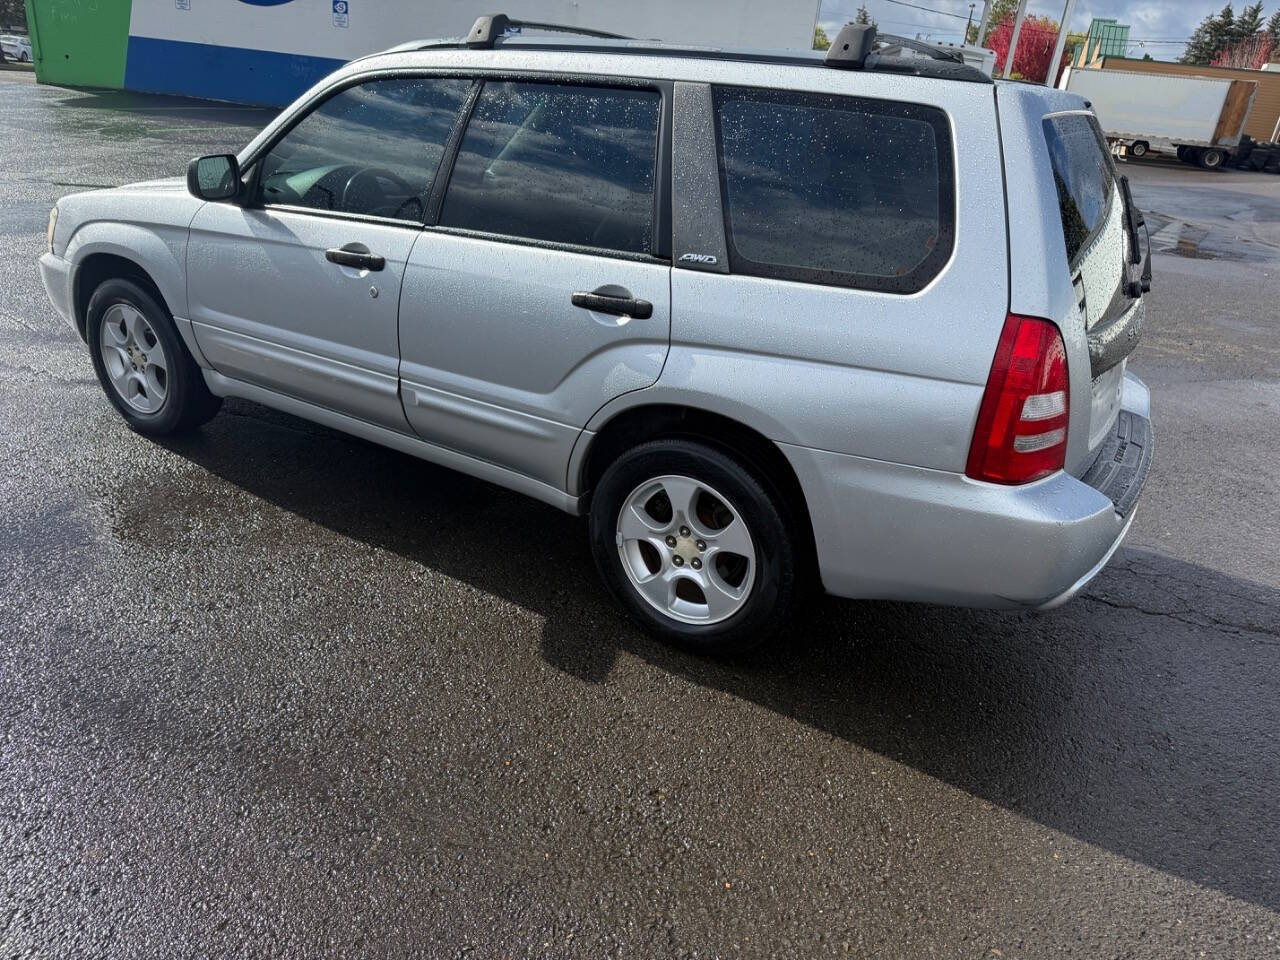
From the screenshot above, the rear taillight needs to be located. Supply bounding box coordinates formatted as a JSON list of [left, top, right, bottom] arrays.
[[966, 313, 1069, 485]]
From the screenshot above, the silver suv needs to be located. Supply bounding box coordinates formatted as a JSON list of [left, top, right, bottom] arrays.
[[39, 18, 1152, 653]]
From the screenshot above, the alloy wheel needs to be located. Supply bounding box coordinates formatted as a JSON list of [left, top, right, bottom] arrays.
[[615, 474, 757, 624], [98, 302, 169, 414]]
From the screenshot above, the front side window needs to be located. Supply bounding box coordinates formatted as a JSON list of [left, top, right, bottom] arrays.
[[713, 86, 954, 293], [258, 76, 472, 221], [1042, 113, 1116, 266], [439, 81, 661, 254]]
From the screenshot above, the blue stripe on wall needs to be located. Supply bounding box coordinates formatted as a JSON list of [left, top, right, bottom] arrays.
[[124, 36, 346, 107]]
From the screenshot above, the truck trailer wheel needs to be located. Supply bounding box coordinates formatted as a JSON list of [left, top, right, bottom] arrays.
[[1130, 141, 1149, 158], [1198, 148, 1226, 169]]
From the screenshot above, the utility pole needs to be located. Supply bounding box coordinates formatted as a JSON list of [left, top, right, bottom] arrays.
[[1045, 0, 1077, 85], [1001, 0, 1030, 79], [964, 3, 975, 44], [975, 0, 992, 47]]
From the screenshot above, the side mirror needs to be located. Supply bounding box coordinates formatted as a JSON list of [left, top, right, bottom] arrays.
[[187, 154, 241, 202]]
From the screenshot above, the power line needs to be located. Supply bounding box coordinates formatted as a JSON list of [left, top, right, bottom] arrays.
[[876, 0, 972, 22]]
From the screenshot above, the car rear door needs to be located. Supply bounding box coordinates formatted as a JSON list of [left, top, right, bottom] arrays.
[[396, 77, 672, 489], [186, 75, 472, 432]]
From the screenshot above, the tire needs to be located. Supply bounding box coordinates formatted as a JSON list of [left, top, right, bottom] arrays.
[[1184, 147, 1203, 165], [1130, 141, 1149, 158], [1176, 145, 1188, 162], [589, 439, 799, 655], [1199, 148, 1225, 169], [86, 278, 221, 436], [20, 52, 30, 63]]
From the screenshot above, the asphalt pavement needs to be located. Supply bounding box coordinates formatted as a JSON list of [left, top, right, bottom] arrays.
[[2, 71, 1279, 958]]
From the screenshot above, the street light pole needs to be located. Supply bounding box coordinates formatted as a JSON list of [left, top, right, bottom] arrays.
[[975, 0, 992, 47], [1046, 0, 1077, 85], [1001, 0, 1030, 79], [964, 3, 975, 44]]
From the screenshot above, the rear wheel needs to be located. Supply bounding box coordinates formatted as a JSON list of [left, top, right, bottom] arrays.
[[87, 278, 221, 435], [589, 439, 798, 655], [1199, 147, 1226, 169], [1130, 140, 1149, 158]]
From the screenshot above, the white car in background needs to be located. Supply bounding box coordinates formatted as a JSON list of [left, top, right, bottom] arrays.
[[1, 35, 32, 63]]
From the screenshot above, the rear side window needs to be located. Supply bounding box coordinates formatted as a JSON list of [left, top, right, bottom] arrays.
[[439, 81, 661, 254], [1042, 113, 1115, 266], [712, 86, 954, 293]]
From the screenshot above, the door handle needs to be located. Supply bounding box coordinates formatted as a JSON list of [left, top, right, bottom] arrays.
[[326, 243, 385, 272], [571, 289, 653, 320]]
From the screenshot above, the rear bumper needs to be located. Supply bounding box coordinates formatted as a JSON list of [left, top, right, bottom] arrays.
[[39, 252, 78, 338], [782, 372, 1153, 609]]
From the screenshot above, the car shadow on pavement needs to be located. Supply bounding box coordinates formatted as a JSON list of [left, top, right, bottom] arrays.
[[44, 86, 278, 126], [164, 399, 1280, 914]]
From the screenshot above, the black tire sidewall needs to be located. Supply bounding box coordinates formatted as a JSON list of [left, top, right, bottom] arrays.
[[589, 439, 796, 653], [86, 278, 205, 436]]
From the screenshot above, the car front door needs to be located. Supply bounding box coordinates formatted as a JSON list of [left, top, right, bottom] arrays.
[[397, 78, 672, 490], [186, 75, 473, 431]]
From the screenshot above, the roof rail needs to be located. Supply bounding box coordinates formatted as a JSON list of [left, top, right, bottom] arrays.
[[466, 13, 630, 49], [825, 23, 963, 68]]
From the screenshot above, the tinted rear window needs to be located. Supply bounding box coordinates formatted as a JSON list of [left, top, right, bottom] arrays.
[[1042, 113, 1115, 265], [712, 86, 954, 293], [439, 81, 660, 254]]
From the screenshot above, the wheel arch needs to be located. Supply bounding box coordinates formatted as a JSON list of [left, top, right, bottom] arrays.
[[73, 252, 170, 339], [574, 403, 820, 577], [67, 220, 189, 336]]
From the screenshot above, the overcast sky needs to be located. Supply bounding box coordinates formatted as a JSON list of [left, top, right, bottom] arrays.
[[817, 0, 1228, 59]]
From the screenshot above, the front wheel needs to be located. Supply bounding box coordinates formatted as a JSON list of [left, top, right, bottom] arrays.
[[589, 439, 799, 655], [86, 278, 221, 435], [1129, 141, 1149, 158]]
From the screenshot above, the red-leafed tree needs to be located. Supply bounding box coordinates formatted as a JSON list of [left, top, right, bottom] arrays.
[[988, 15, 1071, 85], [1211, 31, 1276, 67]]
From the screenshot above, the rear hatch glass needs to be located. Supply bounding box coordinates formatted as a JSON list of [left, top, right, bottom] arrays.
[[1043, 112, 1130, 460]]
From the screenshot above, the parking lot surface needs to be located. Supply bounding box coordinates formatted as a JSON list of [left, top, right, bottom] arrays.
[[2, 72, 1279, 957]]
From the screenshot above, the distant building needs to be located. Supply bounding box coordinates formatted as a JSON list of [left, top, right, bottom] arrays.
[[24, 0, 820, 106], [1076, 18, 1131, 66]]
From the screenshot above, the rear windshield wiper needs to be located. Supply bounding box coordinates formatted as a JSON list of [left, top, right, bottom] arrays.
[[1118, 175, 1152, 297]]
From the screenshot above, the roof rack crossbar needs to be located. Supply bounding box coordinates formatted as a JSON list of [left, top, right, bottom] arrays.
[[824, 23, 964, 69], [466, 13, 630, 49], [875, 31, 964, 64]]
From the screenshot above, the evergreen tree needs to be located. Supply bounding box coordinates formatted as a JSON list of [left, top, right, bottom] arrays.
[[855, 4, 877, 27], [1210, 4, 1237, 55], [1266, 8, 1280, 43], [1182, 4, 1244, 64], [0, 0, 28, 30], [1182, 11, 1218, 63], [1233, 0, 1264, 43], [813, 24, 832, 49]]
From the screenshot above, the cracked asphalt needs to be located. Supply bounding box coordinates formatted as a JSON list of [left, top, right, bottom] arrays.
[[2, 71, 1280, 958]]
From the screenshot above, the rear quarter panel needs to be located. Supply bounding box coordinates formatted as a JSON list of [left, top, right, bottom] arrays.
[[993, 86, 1099, 475], [591, 72, 1010, 474]]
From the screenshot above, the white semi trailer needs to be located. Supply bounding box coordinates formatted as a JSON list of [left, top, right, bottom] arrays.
[[1061, 66, 1258, 169]]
